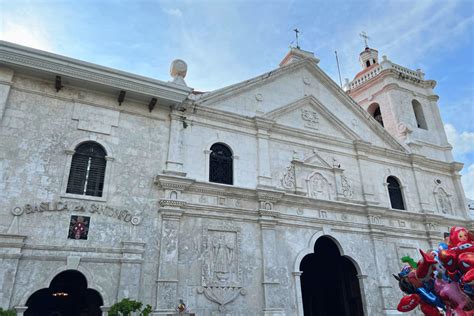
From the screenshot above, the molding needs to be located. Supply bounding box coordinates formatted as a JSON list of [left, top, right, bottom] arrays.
[[0, 40, 191, 104]]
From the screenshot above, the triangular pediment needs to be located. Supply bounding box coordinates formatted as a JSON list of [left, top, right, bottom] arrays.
[[302, 149, 333, 169], [195, 58, 406, 152], [264, 95, 360, 142]]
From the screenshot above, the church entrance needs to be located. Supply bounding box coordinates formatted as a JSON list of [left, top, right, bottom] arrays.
[[300, 236, 364, 316], [25, 270, 103, 316]]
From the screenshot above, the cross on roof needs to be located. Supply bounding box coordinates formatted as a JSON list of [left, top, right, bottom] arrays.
[[294, 28, 300, 49], [359, 31, 370, 48]]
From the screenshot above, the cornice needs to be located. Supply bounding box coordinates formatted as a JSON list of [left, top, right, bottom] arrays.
[[0, 41, 191, 104]]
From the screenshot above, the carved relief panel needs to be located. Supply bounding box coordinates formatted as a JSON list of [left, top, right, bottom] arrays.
[[198, 224, 245, 311], [307, 172, 332, 200]]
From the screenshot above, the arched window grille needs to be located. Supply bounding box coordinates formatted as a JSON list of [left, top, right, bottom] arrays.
[[368, 103, 384, 127], [66, 142, 107, 197], [387, 176, 405, 210], [412, 99, 427, 129], [209, 143, 233, 185]]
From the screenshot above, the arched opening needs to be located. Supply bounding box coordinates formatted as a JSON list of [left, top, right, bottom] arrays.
[[367, 103, 384, 127], [25, 270, 103, 316], [209, 143, 233, 185], [412, 99, 427, 129], [300, 236, 363, 316], [387, 176, 405, 210], [66, 141, 107, 197]]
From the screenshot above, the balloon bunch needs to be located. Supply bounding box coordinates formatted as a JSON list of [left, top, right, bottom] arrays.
[[393, 226, 474, 316]]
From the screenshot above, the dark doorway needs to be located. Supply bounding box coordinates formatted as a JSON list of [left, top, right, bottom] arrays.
[[25, 270, 103, 316], [300, 236, 364, 316]]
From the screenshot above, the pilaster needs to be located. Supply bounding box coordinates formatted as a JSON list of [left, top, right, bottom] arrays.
[[0, 67, 14, 122], [259, 209, 285, 316], [164, 111, 187, 177], [354, 141, 379, 205], [117, 241, 146, 300], [255, 118, 274, 188], [154, 202, 184, 315], [0, 234, 26, 309]]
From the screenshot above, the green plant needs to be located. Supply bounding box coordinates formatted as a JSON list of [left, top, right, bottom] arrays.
[[0, 308, 16, 316], [109, 298, 152, 316]]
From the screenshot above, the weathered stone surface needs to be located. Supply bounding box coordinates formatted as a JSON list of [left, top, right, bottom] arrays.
[[0, 42, 470, 316]]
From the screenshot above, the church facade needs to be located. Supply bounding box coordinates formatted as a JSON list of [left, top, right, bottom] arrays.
[[0, 40, 471, 315]]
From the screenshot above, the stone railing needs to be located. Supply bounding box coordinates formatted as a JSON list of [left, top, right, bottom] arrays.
[[346, 56, 425, 91]]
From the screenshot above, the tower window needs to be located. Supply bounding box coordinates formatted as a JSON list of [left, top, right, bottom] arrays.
[[366, 60, 370, 68], [368, 103, 384, 127], [66, 142, 107, 197], [412, 100, 427, 129], [387, 176, 405, 210], [209, 143, 233, 185]]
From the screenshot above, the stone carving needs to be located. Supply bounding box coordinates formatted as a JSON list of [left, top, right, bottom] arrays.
[[163, 221, 178, 256], [234, 199, 241, 207], [199, 195, 207, 203], [319, 210, 328, 219], [218, 197, 226, 206], [398, 220, 406, 228], [198, 225, 245, 311], [281, 163, 296, 190], [426, 222, 438, 231], [296, 208, 304, 215], [341, 175, 353, 198], [435, 188, 452, 214], [368, 215, 382, 225], [301, 109, 319, 129], [307, 172, 331, 200]]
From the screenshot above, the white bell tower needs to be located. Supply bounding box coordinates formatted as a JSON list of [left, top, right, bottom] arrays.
[[344, 41, 453, 163]]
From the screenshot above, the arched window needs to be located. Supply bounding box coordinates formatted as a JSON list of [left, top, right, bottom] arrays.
[[366, 60, 370, 68], [66, 142, 107, 197], [209, 143, 233, 185], [387, 176, 405, 210], [412, 100, 427, 129], [367, 103, 384, 127]]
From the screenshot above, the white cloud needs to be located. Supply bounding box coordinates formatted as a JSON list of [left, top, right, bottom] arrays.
[[445, 123, 474, 156], [462, 164, 474, 200], [164, 8, 183, 18], [1, 21, 53, 52]]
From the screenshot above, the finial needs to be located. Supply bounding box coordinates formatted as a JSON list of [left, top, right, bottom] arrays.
[[170, 59, 188, 86], [359, 31, 370, 48], [293, 28, 300, 49]]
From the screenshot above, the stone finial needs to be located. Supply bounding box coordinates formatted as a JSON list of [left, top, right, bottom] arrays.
[[170, 59, 188, 86]]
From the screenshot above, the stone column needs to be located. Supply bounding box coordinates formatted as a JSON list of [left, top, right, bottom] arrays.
[[409, 155, 432, 213], [259, 213, 285, 316], [0, 67, 14, 121], [0, 234, 26, 308], [14, 306, 28, 316], [100, 306, 110, 316], [255, 118, 274, 188], [117, 241, 146, 300], [154, 204, 184, 315], [164, 111, 186, 177], [292, 272, 303, 316]]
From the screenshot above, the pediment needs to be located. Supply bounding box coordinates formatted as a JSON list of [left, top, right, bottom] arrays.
[[264, 95, 360, 142], [196, 58, 406, 152]]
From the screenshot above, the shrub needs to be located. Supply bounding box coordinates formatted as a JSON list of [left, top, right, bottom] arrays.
[[109, 298, 152, 316]]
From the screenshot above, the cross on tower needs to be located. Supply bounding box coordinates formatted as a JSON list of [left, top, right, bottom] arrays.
[[359, 31, 370, 48], [294, 28, 300, 49]]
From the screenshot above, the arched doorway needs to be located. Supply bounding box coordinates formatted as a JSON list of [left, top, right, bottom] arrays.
[[300, 236, 363, 316], [25, 270, 103, 316]]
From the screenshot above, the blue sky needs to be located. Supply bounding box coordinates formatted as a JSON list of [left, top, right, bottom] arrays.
[[2, 0, 473, 199]]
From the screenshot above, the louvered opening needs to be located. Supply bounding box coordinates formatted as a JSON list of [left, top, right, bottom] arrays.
[[66, 142, 107, 197]]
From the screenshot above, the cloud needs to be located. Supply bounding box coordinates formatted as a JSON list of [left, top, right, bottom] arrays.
[[164, 8, 183, 18], [1, 21, 53, 51], [445, 123, 474, 156], [462, 164, 474, 200]]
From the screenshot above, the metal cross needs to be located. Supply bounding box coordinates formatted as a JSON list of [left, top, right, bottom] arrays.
[[359, 31, 370, 48], [294, 28, 300, 49]]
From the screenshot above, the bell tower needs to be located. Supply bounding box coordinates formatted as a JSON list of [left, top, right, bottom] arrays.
[[344, 44, 453, 162]]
